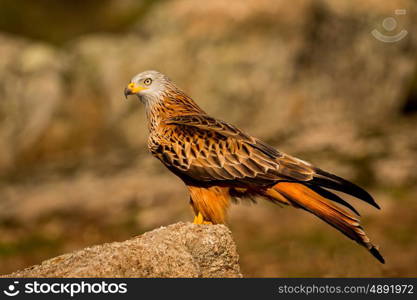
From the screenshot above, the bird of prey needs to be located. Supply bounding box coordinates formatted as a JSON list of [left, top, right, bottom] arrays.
[[124, 70, 384, 263]]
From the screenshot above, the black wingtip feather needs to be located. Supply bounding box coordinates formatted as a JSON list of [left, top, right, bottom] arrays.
[[306, 184, 361, 216], [313, 168, 381, 209], [370, 246, 385, 264]]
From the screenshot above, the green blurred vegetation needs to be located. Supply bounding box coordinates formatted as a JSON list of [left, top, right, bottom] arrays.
[[0, 0, 160, 44]]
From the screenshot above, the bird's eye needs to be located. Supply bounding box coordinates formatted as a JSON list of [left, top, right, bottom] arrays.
[[144, 78, 152, 85]]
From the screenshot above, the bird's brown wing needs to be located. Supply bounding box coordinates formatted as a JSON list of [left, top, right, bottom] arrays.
[[158, 114, 314, 186], [161, 114, 379, 209]]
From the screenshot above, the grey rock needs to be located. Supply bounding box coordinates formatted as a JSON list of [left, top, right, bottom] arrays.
[[2, 222, 242, 278]]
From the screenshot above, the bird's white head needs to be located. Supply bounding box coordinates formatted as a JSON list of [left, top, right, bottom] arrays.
[[124, 70, 173, 105]]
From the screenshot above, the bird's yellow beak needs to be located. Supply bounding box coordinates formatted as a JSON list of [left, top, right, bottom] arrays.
[[124, 82, 147, 98]]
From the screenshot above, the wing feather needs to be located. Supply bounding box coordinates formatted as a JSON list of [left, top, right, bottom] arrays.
[[159, 114, 378, 211], [160, 115, 316, 186]]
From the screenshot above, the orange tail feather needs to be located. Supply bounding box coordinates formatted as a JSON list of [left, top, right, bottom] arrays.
[[270, 182, 384, 263]]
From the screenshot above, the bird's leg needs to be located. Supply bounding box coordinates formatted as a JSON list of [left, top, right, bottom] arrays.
[[193, 212, 204, 224], [193, 212, 212, 225]]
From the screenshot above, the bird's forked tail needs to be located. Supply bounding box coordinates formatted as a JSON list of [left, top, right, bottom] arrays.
[[269, 182, 384, 263]]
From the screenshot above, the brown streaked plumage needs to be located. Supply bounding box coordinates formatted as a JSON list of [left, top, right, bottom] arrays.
[[124, 70, 385, 263]]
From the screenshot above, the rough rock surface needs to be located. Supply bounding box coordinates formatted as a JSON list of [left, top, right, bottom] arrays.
[[2, 222, 242, 278]]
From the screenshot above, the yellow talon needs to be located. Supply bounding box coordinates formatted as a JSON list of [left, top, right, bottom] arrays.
[[193, 212, 204, 224], [193, 212, 213, 225]]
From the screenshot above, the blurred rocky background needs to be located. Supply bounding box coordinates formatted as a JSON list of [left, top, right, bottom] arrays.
[[0, 0, 416, 277]]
